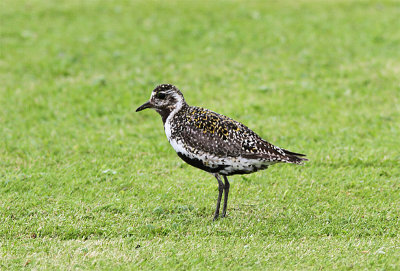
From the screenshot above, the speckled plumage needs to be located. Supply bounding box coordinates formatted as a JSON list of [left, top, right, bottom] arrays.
[[136, 84, 308, 220], [166, 105, 307, 176]]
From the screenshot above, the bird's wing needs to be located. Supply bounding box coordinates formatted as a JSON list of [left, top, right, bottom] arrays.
[[179, 107, 286, 159], [180, 108, 242, 157]]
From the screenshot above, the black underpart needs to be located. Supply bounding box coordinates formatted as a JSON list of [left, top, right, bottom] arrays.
[[177, 152, 270, 176], [226, 164, 270, 176], [177, 152, 227, 173], [157, 107, 173, 124]]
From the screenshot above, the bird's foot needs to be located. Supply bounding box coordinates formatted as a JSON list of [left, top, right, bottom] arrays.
[[213, 213, 219, 221], [214, 213, 228, 220], [221, 207, 227, 218]]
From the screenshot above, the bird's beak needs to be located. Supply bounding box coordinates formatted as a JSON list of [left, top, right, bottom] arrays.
[[136, 101, 153, 112]]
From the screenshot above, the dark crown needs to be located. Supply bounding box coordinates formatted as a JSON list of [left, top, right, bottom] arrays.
[[153, 84, 176, 93]]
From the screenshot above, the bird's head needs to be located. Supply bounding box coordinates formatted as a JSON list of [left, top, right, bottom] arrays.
[[136, 84, 186, 121]]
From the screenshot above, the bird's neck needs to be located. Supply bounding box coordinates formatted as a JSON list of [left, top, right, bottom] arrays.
[[158, 101, 187, 125]]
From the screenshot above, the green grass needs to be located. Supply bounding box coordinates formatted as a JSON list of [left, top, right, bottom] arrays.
[[1, 0, 400, 269]]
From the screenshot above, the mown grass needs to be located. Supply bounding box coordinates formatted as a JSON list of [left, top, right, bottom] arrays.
[[1, 0, 400, 269]]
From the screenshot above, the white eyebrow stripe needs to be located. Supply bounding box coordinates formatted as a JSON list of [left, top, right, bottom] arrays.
[[153, 90, 174, 96]]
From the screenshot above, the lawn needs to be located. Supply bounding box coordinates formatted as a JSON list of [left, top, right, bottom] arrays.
[[1, 0, 400, 269]]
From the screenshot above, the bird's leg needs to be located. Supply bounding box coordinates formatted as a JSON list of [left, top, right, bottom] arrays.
[[222, 176, 230, 218], [213, 174, 224, 221]]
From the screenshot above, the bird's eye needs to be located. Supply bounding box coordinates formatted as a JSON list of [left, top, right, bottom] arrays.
[[156, 92, 166, 99]]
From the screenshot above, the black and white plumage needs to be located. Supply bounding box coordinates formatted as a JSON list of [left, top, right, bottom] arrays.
[[136, 84, 307, 220]]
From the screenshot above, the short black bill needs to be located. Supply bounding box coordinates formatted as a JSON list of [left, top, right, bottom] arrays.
[[136, 101, 152, 112]]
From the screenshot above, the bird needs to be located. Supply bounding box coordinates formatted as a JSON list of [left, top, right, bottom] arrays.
[[136, 84, 307, 220]]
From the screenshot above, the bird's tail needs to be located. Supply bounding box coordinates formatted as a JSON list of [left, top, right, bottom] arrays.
[[282, 149, 308, 165]]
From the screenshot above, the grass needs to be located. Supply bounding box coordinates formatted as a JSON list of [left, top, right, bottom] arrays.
[[1, 0, 400, 269]]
